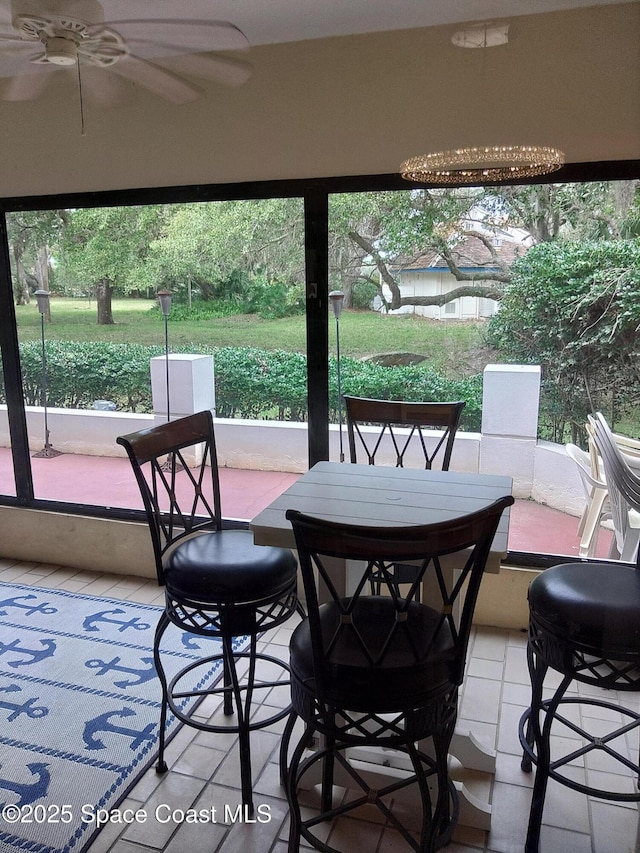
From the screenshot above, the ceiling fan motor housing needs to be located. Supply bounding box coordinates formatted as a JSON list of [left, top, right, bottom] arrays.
[[0, 1, 252, 104], [42, 35, 77, 65]]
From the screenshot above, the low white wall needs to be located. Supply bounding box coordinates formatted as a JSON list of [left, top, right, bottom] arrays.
[[0, 403, 584, 516], [0, 406, 151, 456], [531, 439, 585, 516], [0, 406, 482, 476], [0, 504, 156, 578]]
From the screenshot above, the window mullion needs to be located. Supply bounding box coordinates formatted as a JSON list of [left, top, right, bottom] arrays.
[[0, 213, 34, 501]]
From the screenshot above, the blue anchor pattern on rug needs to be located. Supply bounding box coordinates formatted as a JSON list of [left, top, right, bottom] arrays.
[[0, 582, 234, 853], [0, 594, 58, 617], [0, 761, 50, 808], [85, 654, 156, 688], [0, 636, 56, 668], [0, 684, 48, 722], [82, 608, 151, 633], [83, 708, 157, 751]]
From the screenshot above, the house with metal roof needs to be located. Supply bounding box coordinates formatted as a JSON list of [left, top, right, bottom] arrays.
[[386, 233, 526, 320]]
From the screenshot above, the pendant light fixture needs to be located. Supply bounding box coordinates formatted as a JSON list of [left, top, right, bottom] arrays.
[[400, 145, 564, 185], [400, 22, 565, 186]]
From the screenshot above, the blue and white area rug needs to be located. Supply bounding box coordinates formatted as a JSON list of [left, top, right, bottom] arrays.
[[0, 581, 236, 853]]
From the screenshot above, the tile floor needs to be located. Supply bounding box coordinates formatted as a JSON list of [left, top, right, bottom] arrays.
[[1, 557, 639, 853]]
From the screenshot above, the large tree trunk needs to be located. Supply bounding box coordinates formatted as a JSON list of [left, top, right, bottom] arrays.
[[12, 246, 30, 306], [96, 279, 115, 325]]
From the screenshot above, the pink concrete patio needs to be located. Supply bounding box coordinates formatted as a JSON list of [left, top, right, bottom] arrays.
[[0, 447, 613, 558]]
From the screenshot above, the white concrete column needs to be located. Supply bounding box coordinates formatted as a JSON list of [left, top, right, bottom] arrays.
[[479, 364, 541, 497], [150, 353, 215, 423]]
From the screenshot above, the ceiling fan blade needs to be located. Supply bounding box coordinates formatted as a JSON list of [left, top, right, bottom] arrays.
[[0, 68, 52, 100], [0, 42, 38, 74], [163, 52, 252, 87], [109, 53, 202, 103], [100, 19, 250, 57], [0, 33, 32, 44], [78, 64, 125, 106]]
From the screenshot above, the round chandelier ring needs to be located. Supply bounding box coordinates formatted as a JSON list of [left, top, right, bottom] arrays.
[[400, 145, 565, 185]]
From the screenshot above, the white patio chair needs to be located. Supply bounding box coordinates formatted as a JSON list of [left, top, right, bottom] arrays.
[[588, 415, 640, 562], [565, 443, 610, 557]]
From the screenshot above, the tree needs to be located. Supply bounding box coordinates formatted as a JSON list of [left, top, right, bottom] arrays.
[[56, 205, 167, 324], [6, 210, 66, 313], [9, 180, 640, 326], [330, 181, 640, 313], [492, 180, 640, 243], [329, 189, 504, 310], [487, 239, 640, 443], [146, 198, 305, 304]]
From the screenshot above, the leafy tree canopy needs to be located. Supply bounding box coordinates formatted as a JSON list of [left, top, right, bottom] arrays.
[[487, 238, 640, 442], [56, 205, 168, 297]]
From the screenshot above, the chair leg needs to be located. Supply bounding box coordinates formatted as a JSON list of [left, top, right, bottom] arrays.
[[431, 707, 457, 844], [578, 490, 607, 556], [321, 728, 336, 813], [222, 632, 255, 812], [405, 740, 436, 853], [286, 724, 315, 853], [280, 710, 297, 788], [223, 647, 234, 716], [153, 610, 171, 774], [521, 640, 547, 773], [621, 528, 640, 563], [522, 638, 547, 853], [524, 647, 571, 853]]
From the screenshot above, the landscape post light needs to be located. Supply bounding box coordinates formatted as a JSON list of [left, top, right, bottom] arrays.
[[33, 289, 61, 458], [157, 290, 173, 423], [329, 290, 345, 462]]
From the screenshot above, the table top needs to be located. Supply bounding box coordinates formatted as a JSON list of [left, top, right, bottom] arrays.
[[250, 461, 513, 571]]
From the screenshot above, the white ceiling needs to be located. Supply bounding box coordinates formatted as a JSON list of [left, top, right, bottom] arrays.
[[0, 0, 636, 47]]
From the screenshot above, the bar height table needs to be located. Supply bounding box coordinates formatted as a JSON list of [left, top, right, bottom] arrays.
[[250, 460, 514, 831]]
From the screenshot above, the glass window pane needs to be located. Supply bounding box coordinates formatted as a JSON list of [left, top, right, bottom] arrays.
[[7, 198, 306, 520], [328, 180, 640, 560]]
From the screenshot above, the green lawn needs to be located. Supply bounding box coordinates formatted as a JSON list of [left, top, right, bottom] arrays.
[[14, 298, 496, 378]]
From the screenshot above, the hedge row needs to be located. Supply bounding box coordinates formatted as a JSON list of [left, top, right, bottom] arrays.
[[1, 341, 483, 431]]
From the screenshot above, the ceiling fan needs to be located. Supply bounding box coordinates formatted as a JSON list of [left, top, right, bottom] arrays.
[[0, 0, 252, 104]]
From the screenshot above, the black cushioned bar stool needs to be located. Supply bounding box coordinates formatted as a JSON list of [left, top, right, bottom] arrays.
[[520, 414, 640, 852], [519, 562, 640, 851], [117, 410, 299, 812], [343, 396, 466, 599], [282, 496, 513, 853]]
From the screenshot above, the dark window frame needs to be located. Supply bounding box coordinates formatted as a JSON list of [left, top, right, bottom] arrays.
[[0, 159, 638, 566]]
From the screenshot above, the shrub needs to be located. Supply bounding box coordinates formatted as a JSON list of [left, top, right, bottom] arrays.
[[0, 341, 483, 430], [158, 301, 239, 321], [487, 239, 640, 443], [11, 341, 162, 412], [351, 280, 379, 310], [240, 279, 305, 319], [331, 356, 482, 431]]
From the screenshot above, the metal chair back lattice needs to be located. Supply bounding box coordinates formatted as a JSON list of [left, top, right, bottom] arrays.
[[117, 410, 299, 811], [344, 396, 465, 470], [282, 496, 514, 853]]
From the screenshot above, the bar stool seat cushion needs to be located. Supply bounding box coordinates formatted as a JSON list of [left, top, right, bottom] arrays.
[[289, 597, 455, 712], [163, 529, 297, 604], [529, 562, 640, 655]]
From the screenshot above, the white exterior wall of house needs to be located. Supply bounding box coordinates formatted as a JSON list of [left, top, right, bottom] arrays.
[[382, 269, 498, 321]]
